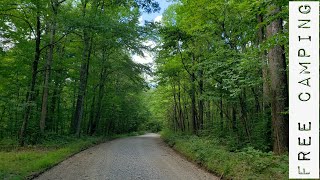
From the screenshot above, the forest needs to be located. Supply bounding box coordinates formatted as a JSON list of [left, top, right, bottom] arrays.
[[0, 0, 160, 146], [152, 0, 289, 154], [1, 0, 290, 179]]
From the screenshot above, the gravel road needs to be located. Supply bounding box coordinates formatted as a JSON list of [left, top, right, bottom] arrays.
[[35, 133, 218, 180]]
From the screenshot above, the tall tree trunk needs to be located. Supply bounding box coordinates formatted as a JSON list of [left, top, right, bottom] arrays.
[[72, 32, 92, 137], [90, 54, 107, 136], [219, 93, 223, 131], [0, 106, 6, 138], [251, 88, 261, 113], [183, 90, 189, 132], [40, 1, 58, 133], [266, 5, 289, 154], [239, 90, 251, 142], [190, 55, 198, 133], [173, 83, 180, 131], [257, 13, 270, 112], [232, 105, 237, 133], [50, 81, 58, 132], [19, 14, 41, 146], [177, 79, 184, 131], [88, 88, 96, 135], [91, 83, 103, 135], [198, 69, 204, 130], [50, 45, 66, 133]]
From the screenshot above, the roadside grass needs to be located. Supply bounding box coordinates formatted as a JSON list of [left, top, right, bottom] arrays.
[[0, 132, 142, 180], [161, 130, 289, 180]]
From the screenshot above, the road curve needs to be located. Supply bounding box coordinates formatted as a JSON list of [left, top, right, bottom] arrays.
[[35, 133, 218, 180]]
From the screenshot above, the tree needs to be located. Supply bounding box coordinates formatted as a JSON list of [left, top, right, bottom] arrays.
[[266, 3, 289, 154], [0, 0, 159, 145], [40, 0, 66, 134], [152, 0, 289, 153]]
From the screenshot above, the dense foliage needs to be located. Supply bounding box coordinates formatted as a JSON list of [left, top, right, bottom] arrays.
[[0, 0, 159, 145], [1, 0, 291, 177], [0, 0, 295, 179], [152, 0, 289, 155], [161, 130, 288, 179]]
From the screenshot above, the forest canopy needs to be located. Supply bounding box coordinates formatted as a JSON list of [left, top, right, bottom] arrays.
[[151, 0, 289, 155], [0, 0, 159, 146], [0, 0, 290, 156]]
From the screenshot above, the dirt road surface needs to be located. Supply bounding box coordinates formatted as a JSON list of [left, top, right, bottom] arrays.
[[35, 133, 218, 180]]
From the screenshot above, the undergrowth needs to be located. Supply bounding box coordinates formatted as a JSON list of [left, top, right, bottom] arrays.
[[0, 132, 141, 180], [161, 130, 288, 180]]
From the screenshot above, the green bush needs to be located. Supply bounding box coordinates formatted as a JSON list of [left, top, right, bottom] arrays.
[[161, 130, 288, 180], [140, 119, 163, 133]]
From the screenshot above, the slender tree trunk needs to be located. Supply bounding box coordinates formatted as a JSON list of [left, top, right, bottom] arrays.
[[198, 69, 204, 130], [258, 10, 272, 150], [211, 100, 214, 125], [257, 13, 270, 112], [19, 14, 41, 146], [251, 88, 261, 112], [183, 94, 189, 132], [191, 56, 197, 133], [40, 2, 58, 133], [239, 90, 251, 142], [91, 84, 103, 135], [71, 81, 77, 132], [72, 33, 92, 137], [50, 82, 58, 132], [219, 93, 223, 130], [14, 79, 21, 137], [232, 105, 237, 132], [173, 83, 180, 130], [88, 86, 97, 135], [90, 61, 107, 135], [266, 5, 289, 154], [177, 79, 184, 131], [191, 74, 197, 133], [0, 106, 6, 138]]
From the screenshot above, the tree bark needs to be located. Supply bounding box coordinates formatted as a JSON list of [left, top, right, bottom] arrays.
[[232, 105, 237, 133], [40, 1, 58, 133], [266, 5, 289, 154], [172, 82, 180, 131], [177, 79, 184, 131], [198, 69, 204, 130], [257, 13, 270, 112], [239, 90, 251, 142], [90, 50, 108, 135], [191, 56, 197, 134], [219, 93, 223, 130], [72, 32, 92, 137], [19, 14, 41, 146]]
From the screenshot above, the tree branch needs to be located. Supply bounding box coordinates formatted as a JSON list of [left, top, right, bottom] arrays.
[[0, 13, 35, 36]]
